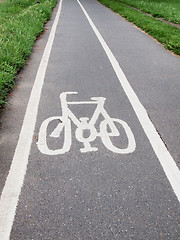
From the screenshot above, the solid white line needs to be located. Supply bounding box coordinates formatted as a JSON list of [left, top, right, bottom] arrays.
[[77, 0, 180, 202], [0, 0, 63, 239]]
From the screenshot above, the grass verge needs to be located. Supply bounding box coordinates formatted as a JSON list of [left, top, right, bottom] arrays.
[[0, 0, 57, 109], [98, 0, 180, 56], [113, 0, 180, 24]]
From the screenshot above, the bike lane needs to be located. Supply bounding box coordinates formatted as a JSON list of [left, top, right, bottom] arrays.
[[83, 0, 180, 167], [1, 0, 180, 239]]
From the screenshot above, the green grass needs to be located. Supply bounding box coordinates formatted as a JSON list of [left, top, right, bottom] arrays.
[[115, 0, 180, 24], [98, 0, 180, 55], [0, 0, 57, 109]]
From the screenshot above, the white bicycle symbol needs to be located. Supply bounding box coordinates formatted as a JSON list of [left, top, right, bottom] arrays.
[[37, 92, 136, 155]]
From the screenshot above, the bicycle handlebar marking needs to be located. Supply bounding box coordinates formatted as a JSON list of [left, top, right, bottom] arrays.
[[37, 92, 136, 155]]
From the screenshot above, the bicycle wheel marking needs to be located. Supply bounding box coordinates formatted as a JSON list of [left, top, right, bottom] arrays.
[[37, 92, 136, 155]]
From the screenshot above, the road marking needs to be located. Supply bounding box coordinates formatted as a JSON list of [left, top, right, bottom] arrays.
[[37, 92, 136, 154], [0, 1, 179, 239], [0, 0, 63, 239], [77, 0, 180, 202]]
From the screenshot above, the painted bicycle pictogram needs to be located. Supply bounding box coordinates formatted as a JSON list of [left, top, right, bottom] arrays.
[[37, 92, 136, 155]]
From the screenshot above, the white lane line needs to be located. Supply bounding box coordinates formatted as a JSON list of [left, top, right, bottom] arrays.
[[0, 0, 63, 239], [77, 0, 180, 202]]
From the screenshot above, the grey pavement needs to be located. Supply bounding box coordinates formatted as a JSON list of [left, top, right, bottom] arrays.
[[0, 0, 180, 239]]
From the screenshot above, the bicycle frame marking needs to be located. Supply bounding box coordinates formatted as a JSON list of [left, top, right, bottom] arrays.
[[37, 92, 136, 155]]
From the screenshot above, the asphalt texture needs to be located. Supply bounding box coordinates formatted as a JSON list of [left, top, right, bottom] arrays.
[[0, 0, 180, 239]]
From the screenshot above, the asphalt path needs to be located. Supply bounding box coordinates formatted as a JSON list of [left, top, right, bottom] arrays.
[[0, 0, 180, 239]]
